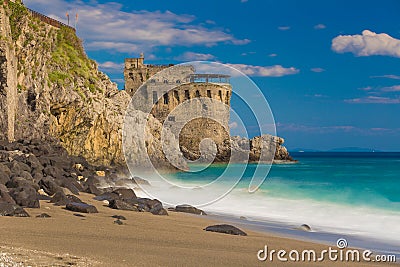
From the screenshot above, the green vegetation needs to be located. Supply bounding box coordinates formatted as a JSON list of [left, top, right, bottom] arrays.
[[8, 1, 28, 41], [49, 26, 101, 96]]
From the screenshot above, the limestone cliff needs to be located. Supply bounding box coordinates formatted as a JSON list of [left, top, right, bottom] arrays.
[[0, 2, 186, 169]]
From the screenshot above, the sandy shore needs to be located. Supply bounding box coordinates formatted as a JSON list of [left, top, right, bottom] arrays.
[[0, 193, 396, 267]]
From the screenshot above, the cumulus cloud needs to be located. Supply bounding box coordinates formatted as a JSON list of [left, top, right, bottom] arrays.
[[227, 64, 299, 77], [332, 30, 400, 57], [268, 53, 277, 57], [25, 0, 250, 53], [311, 67, 325, 73], [314, 24, 326, 30], [174, 52, 216, 61], [97, 61, 124, 72]]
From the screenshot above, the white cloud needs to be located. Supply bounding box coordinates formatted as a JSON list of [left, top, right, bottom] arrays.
[[241, 0, 249, 3], [227, 64, 299, 77], [97, 61, 124, 72], [314, 24, 326, 30], [175, 52, 216, 61], [311, 67, 325, 73], [25, 0, 250, 53], [345, 96, 400, 104], [370, 74, 400, 80], [381, 85, 400, 92], [268, 53, 278, 57], [332, 30, 400, 58], [278, 26, 291, 31]]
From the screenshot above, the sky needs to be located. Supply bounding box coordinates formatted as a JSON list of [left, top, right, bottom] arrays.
[[24, 0, 400, 151]]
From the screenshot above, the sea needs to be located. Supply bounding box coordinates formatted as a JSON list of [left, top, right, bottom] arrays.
[[135, 152, 400, 258]]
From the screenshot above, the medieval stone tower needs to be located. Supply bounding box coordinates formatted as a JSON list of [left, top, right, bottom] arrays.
[[124, 55, 232, 162]]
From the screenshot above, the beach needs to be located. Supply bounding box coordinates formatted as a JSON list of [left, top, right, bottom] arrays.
[[0, 192, 396, 267]]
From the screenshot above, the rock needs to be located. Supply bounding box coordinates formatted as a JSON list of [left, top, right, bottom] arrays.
[[6, 176, 38, 190], [152, 208, 168, 216], [0, 189, 16, 204], [111, 215, 127, 220], [239, 216, 247, 220], [298, 224, 312, 232], [0, 203, 30, 217], [51, 191, 83, 206], [204, 224, 247, 236], [175, 204, 206, 215], [66, 202, 98, 213], [94, 192, 120, 202], [73, 213, 86, 218], [114, 219, 124, 225], [108, 199, 138, 211], [132, 176, 151, 185], [0, 169, 10, 185], [39, 177, 62, 196], [113, 188, 137, 201], [9, 185, 40, 208], [36, 213, 51, 218], [96, 171, 105, 177]]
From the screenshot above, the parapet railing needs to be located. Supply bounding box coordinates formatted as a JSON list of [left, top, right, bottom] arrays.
[[27, 8, 76, 32], [3, 0, 75, 32]]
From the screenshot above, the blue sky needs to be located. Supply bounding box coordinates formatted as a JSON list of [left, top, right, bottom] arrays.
[[25, 0, 400, 151]]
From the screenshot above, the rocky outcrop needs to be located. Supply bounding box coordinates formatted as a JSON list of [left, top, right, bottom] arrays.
[[181, 135, 295, 163]]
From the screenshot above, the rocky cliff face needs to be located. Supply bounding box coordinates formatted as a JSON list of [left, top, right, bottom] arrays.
[[0, 2, 186, 169]]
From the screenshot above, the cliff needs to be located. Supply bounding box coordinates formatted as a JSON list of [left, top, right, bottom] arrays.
[[0, 2, 186, 169]]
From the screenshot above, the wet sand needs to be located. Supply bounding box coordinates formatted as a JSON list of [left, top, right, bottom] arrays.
[[0, 193, 396, 266]]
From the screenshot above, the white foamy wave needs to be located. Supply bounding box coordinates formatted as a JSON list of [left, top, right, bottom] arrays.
[[205, 188, 400, 245]]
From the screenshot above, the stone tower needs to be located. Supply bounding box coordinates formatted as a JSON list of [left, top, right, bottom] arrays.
[[125, 57, 233, 162]]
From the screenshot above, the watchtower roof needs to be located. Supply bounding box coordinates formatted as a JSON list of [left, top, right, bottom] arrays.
[[189, 74, 231, 84]]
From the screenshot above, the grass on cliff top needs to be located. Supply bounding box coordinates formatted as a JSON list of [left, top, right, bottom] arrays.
[[7, 0, 28, 41], [50, 27, 101, 94]]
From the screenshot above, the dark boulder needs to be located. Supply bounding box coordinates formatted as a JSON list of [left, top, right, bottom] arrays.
[[6, 176, 39, 190], [66, 202, 98, 213], [51, 191, 83, 206], [0, 189, 16, 204], [114, 219, 124, 225], [109, 199, 138, 211], [204, 224, 247, 236], [0, 203, 30, 217], [111, 215, 127, 220], [113, 188, 137, 201], [26, 154, 43, 172], [43, 166, 64, 179], [9, 161, 31, 174], [0, 169, 10, 185], [36, 213, 51, 218], [39, 177, 62, 196], [152, 208, 168, 216], [175, 204, 207, 215], [94, 192, 120, 202], [9, 185, 40, 208], [0, 163, 11, 177]]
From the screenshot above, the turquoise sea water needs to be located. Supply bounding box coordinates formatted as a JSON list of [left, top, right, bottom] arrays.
[[163, 152, 400, 245]]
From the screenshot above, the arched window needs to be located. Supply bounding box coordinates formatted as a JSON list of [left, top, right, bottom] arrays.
[[176, 80, 181, 84], [195, 90, 200, 97], [164, 79, 168, 84]]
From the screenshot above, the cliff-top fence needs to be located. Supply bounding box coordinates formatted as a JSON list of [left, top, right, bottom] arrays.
[[4, 0, 75, 32]]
